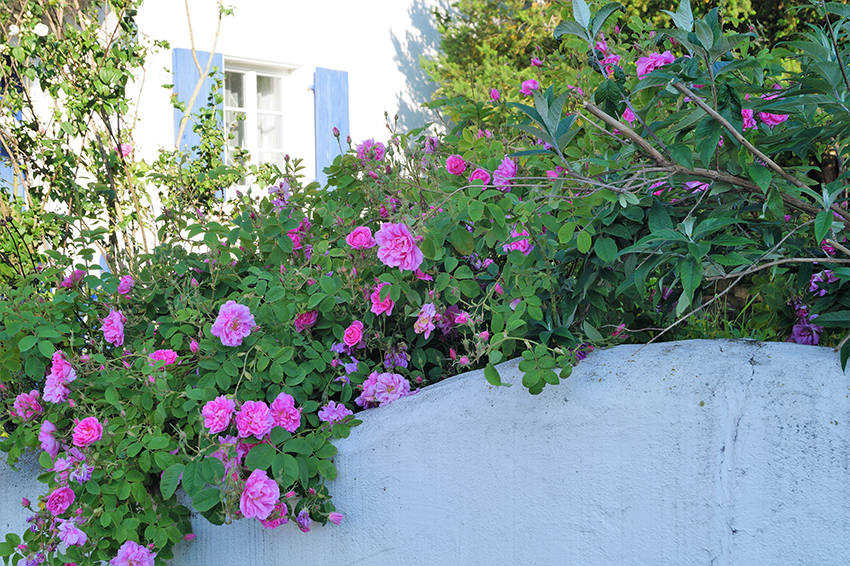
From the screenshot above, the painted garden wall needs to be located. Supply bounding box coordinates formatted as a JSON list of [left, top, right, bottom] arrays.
[[3, 339, 849, 565]]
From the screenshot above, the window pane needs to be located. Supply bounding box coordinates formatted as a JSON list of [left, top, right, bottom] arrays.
[[225, 72, 244, 108], [257, 75, 281, 111], [225, 111, 245, 148], [259, 152, 285, 168], [257, 113, 282, 149]]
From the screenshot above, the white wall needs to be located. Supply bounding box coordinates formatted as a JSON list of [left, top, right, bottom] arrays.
[[131, 0, 447, 182], [3, 339, 849, 565]]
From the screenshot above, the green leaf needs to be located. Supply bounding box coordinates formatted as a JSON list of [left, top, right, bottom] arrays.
[[572, 0, 591, 29], [678, 256, 703, 304], [825, 2, 850, 17], [590, 3, 625, 39], [245, 443, 276, 471], [468, 200, 485, 222], [814, 210, 833, 244], [676, 0, 693, 31], [484, 363, 505, 386], [271, 453, 299, 487], [668, 144, 693, 170], [450, 228, 475, 256], [283, 437, 313, 455], [694, 118, 722, 167], [810, 310, 850, 327], [105, 386, 119, 406], [160, 464, 185, 500], [594, 237, 618, 264], [748, 164, 773, 193], [265, 286, 285, 303], [317, 459, 337, 481], [576, 231, 592, 253], [553, 20, 590, 42], [18, 335, 37, 352], [583, 321, 604, 342], [193, 488, 222, 512], [694, 20, 714, 51], [181, 461, 203, 497], [270, 426, 292, 445], [558, 223, 576, 245], [37, 340, 54, 358]]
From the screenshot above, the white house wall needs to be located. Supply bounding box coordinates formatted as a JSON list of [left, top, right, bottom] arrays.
[[3, 339, 849, 564], [132, 0, 447, 185]]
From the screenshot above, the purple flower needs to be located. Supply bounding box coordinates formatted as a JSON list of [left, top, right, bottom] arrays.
[[791, 317, 824, 345], [70, 464, 93, 483], [296, 509, 312, 532], [809, 270, 838, 296], [318, 401, 353, 424], [344, 357, 359, 375]]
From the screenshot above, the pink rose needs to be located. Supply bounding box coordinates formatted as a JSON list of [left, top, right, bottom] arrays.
[[520, 79, 539, 96], [531, 56, 543, 67], [328, 512, 343, 525], [493, 156, 517, 192], [235, 400, 274, 439], [343, 320, 364, 347], [57, 520, 88, 546], [370, 283, 395, 316], [375, 222, 424, 272], [43, 378, 70, 404], [742, 108, 757, 131], [621, 107, 636, 125], [502, 228, 534, 256], [287, 229, 302, 250], [240, 469, 280, 520], [758, 111, 789, 127], [202, 396, 236, 434], [110, 540, 156, 566], [39, 420, 60, 460], [72, 416, 103, 447], [345, 226, 377, 249], [293, 310, 319, 332], [375, 373, 411, 406], [414, 303, 437, 339], [190, 339, 200, 354], [445, 155, 467, 175], [270, 392, 302, 433], [601, 53, 621, 76], [636, 50, 675, 78], [490, 88, 500, 101], [210, 300, 255, 347], [469, 168, 491, 186], [12, 390, 43, 421], [116, 143, 133, 157], [149, 349, 177, 367], [116, 275, 134, 295], [317, 401, 353, 424], [101, 310, 126, 347], [46, 486, 75, 515], [683, 180, 710, 193], [60, 269, 85, 288], [355, 138, 385, 164]]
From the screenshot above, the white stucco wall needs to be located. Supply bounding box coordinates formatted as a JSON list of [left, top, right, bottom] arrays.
[[3, 339, 849, 565], [131, 0, 447, 180]]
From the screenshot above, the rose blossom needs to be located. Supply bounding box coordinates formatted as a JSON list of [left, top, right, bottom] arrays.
[[469, 168, 491, 186], [43, 378, 70, 404], [742, 108, 757, 131], [414, 303, 437, 339], [355, 139, 385, 164], [72, 417, 103, 447], [293, 310, 319, 332], [791, 317, 824, 345], [110, 540, 156, 566], [202, 396, 236, 434], [343, 320, 364, 347], [60, 270, 85, 288], [810, 270, 838, 296], [148, 349, 177, 367], [57, 520, 87, 546], [520, 79, 539, 96], [493, 156, 517, 192], [328, 512, 343, 525], [39, 420, 60, 460], [296, 509, 312, 532], [370, 283, 395, 316], [531, 56, 543, 67], [190, 340, 200, 354], [621, 107, 636, 125], [259, 502, 290, 529], [235, 400, 274, 439], [374, 222, 424, 272], [101, 310, 126, 346], [117, 143, 133, 157], [12, 390, 43, 421], [502, 228, 534, 256], [356, 371, 379, 408], [270, 392, 302, 433], [636, 51, 675, 78], [375, 373, 411, 406], [318, 401, 353, 424], [445, 155, 467, 175], [46, 487, 75, 516], [116, 275, 134, 295], [345, 227, 377, 249], [210, 300, 256, 347], [489, 88, 500, 101], [240, 469, 280, 520]]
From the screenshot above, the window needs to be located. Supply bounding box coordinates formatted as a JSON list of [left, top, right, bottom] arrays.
[[223, 62, 295, 170]]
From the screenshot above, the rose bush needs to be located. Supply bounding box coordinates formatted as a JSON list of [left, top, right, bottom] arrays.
[[3, 0, 850, 565]]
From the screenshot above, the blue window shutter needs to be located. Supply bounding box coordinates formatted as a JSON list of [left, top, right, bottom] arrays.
[[313, 68, 349, 187], [172, 48, 223, 153], [1, 111, 25, 202]]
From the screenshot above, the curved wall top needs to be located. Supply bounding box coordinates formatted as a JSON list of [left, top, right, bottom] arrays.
[[3, 340, 849, 565]]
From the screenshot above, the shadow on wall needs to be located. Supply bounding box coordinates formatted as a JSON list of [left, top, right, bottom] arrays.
[[390, 0, 451, 132]]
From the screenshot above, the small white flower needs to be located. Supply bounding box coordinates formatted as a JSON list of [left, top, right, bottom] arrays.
[[33, 23, 48, 37], [9, 25, 20, 36]]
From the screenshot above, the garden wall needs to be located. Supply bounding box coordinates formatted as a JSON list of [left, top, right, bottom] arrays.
[[3, 339, 849, 565]]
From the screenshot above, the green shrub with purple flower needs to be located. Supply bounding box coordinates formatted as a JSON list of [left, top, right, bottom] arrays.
[[3, 0, 850, 564]]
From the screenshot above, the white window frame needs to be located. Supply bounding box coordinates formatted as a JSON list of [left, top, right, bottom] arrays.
[[223, 57, 299, 173]]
